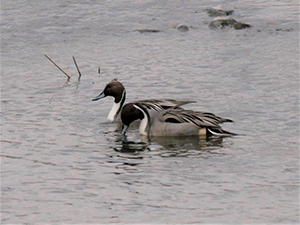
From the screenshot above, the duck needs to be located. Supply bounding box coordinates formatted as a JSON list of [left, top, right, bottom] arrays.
[[121, 102, 235, 137], [92, 78, 196, 122]]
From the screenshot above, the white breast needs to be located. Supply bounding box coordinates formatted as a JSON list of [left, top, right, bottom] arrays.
[[107, 101, 121, 122]]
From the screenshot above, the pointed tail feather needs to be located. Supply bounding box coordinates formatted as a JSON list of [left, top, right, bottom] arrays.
[[171, 100, 196, 109], [207, 127, 237, 137], [176, 100, 196, 106], [219, 118, 234, 123]]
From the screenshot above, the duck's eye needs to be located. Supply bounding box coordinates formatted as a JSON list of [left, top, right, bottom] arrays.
[[106, 85, 111, 89]]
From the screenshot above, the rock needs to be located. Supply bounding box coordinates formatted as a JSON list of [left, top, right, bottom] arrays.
[[234, 22, 252, 30], [209, 17, 251, 30], [204, 6, 234, 17], [275, 28, 293, 32], [176, 24, 189, 32], [209, 17, 236, 29], [135, 29, 161, 33]]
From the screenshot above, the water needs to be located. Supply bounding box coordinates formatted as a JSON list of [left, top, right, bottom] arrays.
[[1, 0, 299, 223]]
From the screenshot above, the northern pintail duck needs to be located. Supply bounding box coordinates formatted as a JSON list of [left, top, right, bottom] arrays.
[[121, 102, 235, 137], [92, 78, 195, 122]]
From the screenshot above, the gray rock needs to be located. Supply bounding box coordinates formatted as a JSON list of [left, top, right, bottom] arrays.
[[275, 28, 293, 32], [209, 17, 236, 29], [176, 24, 189, 32], [209, 17, 251, 30], [205, 6, 234, 17], [234, 22, 252, 30], [135, 29, 161, 33]]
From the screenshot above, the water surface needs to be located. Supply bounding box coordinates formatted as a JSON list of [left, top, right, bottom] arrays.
[[1, 0, 299, 223]]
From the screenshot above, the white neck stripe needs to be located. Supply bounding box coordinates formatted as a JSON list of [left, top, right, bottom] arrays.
[[107, 90, 126, 122]]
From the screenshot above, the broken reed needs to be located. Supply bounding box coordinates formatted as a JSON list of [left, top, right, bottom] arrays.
[[72, 56, 81, 80], [45, 54, 71, 79]]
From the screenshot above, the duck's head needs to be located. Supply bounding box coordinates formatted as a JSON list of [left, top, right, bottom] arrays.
[[121, 103, 145, 135], [92, 78, 125, 103]]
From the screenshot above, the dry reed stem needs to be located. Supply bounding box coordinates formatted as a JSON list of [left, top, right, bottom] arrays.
[[72, 56, 81, 80], [45, 54, 71, 79]]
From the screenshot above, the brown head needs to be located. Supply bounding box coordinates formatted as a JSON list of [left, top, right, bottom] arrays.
[[92, 78, 126, 103]]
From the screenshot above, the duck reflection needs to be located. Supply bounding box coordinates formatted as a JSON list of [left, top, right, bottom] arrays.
[[147, 136, 224, 150], [114, 140, 150, 153], [112, 134, 149, 154], [114, 134, 226, 156], [149, 136, 226, 157]]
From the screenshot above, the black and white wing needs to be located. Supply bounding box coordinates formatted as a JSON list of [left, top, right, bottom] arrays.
[[161, 109, 235, 136], [161, 109, 226, 128], [136, 99, 196, 112]]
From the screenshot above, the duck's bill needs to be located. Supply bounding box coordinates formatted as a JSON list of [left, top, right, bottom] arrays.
[[92, 92, 105, 101], [121, 125, 129, 135]]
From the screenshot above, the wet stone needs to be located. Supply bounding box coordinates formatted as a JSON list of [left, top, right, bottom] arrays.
[[209, 17, 236, 29], [204, 6, 234, 17], [135, 29, 161, 33], [234, 22, 252, 30], [275, 28, 293, 32], [176, 24, 189, 32], [209, 17, 251, 30]]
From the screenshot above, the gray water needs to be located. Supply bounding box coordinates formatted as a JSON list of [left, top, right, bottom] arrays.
[[1, 0, 299, 224]]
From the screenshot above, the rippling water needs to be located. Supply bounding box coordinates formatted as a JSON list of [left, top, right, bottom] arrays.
[[1, 0, 299, 223]]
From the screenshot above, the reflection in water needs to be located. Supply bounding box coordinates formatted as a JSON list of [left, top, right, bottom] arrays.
[[114, 140, 150, 154], [148, 136, 224, 150], [148, 136, 226, 158], [113, 134, 226, 157]]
